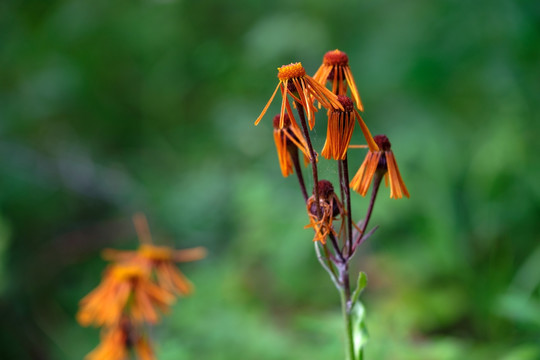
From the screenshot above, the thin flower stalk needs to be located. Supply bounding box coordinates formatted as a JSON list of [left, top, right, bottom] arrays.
[[353, 171, 384, 251], [294, 101, 323, 221]]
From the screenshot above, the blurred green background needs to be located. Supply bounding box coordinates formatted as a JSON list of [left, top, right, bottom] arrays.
[[1, 0, 539, 359]]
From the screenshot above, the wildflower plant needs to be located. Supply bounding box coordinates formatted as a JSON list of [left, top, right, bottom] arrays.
[[255, 50, 409, 360], [77, 213, 206, 360]]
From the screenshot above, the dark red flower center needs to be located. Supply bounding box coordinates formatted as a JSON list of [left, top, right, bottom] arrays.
[[317, 180, 335, 199], [336, 95, 354, 112], [273, 113, 291, 128], [374, 135, 392, 151], [323, 50, 349, 66]]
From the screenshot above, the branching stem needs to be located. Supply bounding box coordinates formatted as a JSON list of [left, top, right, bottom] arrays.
[[354, 170, 383, 251]]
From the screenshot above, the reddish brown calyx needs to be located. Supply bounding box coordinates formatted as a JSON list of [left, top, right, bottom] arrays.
[[336, 95, 354, 112], [323, 49, 349, 66], [374, 135, 391, 151], [310, 180, 340, 218], [316, 180, 335, 200], [273, 113, 291, 129]]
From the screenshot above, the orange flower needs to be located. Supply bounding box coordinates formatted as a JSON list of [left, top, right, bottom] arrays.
[[272, 113, 311, 177], [138, 243, 206, 296], [85, 317, 156, 360], [255, 62, 343, 130], [304, 180, 344, 244], [85, 322, 128, 360], [78, 213, 204, 360], [313, 49, 364, 111], [103, 213, 206, 296], [350, 135, 410, 199], [103, 243, 206, 296], [77, 262, 175, 327], [133, 336, 155, 360], [321, 95, 378, 160]]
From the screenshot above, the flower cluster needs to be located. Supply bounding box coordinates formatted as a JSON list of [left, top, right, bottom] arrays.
[[256, 49, 409, 245], [77, 214, 206, 360]]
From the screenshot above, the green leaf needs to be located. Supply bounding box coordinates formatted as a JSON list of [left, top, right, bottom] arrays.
[[351, 300, 369, 360], [351, 272, 368, 305]]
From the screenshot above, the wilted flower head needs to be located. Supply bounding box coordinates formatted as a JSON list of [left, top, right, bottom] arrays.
[[321, 95, 377, 160], [103, 243, 206, 296], [305, 180, 344, 244], [102, 213, 206, 296], [77, 262, 175, 327], [350, 135, 409, 199], [255, 62, 343, 130], [78, 213, 205, 360], [314, 49, 364, 111], [272, 113, 312, 177]]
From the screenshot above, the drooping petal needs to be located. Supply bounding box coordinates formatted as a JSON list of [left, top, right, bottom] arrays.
[[361, 152, 381, 196], [279, 81, 288, 128], [344, 67, 363, 111], [255, 82, 281, 125], [321, 111, 355, 160], [274, 129, 293, 177], [173, 246, 207, 262], [354, 110, 378, 152], [306, 76, 343, 111], [386, 151, 410, 199], [135, 336, 156, 360], [350, 153, 370, 196], [350, 151, 382, 196]]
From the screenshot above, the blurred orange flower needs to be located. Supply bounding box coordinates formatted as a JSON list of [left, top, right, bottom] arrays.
[[102, 244, 206, 296], [77, 262, 175, 327], [85, 322, 127, 360], [102, 213, 206, 295], [85, 317, 155, 360], [78, 213, 205, 360]]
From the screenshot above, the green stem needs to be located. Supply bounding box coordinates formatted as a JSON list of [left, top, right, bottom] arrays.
[[339, 264, 355, 360], [314, 242, 340, 289]]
